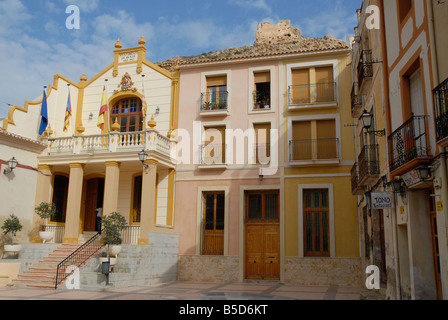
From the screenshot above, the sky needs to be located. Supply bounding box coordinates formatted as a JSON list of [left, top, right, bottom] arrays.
[[0, 0, 361, 119]]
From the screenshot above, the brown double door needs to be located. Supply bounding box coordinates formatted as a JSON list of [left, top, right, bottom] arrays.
[[245, 190, 280, 280]]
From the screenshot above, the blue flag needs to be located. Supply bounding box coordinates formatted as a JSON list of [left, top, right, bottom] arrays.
[[39, 90, 48, 135]]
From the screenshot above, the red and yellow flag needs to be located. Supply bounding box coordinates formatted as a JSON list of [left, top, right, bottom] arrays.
[[63, 91, 72, 133], [97, 86, 108, 131]]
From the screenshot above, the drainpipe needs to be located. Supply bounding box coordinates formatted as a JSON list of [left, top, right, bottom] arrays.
[[379, 0, 401, 300]]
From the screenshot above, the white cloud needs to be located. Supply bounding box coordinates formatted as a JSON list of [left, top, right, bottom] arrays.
[[63, 0, 100, 13], [0, 0, 32, 35], [229, 0, 272, 14], [296, 0, 356, 40]]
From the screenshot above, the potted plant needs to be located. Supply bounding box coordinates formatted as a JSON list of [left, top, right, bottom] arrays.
[[101, 211, 127, 262], [35, 202, 56, 243], [2, 214, 23, 257]]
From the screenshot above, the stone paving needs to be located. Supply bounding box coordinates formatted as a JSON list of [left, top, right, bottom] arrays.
[[0, 280, 363, 300]]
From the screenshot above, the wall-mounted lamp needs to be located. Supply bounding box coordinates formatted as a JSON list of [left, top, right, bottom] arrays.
[[360, 110, 386, 137], [4, 157, 18, 175], [155, 106, 160, 115], [89, 113, 94, 120], [390, 179, 404, 194], [139, 150, 148, 169], [259, 168, 264, 182], [416, 165, 432, 181]]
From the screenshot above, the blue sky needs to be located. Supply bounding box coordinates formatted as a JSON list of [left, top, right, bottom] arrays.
[[0, 0, 361, 119]]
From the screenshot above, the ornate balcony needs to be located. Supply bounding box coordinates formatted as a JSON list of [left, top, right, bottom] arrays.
[[357, 50, 373, 94], [388, 115, 432, 174], [358, 145, 380, 186], [45, 129, 175, 163], [434, 77, 448, 147]]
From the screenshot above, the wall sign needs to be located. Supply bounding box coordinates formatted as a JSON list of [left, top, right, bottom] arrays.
[[371, 192, 394, 209]]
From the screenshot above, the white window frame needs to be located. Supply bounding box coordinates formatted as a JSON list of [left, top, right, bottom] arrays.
[[248, 66, 276, 114], [196, 186, 230, 256], [200, 70, 232, 116], [198, 120, 230, 169], [286, 59, 339, 109], [287, 113, 342, 166], [248, 118, 276, 166]]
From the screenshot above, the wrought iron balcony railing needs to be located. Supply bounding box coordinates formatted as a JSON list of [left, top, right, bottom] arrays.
[[350, 162, 364, 195], [289, 139, 339, 161], [388, 115, 431, 172], [358, 144, 379, 185], [200, 91, 229, 112], [254, 143, 271, 165], [287, 82, 336, 106], [434, 77, 448, 143], [200, 144, 227, 165], [357, 50, 373, 88]]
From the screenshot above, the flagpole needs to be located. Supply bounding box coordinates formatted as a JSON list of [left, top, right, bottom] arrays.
[[105, 79, 110, 135], [141, 74, 147, 131]]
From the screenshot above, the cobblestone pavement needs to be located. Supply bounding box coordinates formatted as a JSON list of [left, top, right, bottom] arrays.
[[0, 281, 363, 300]]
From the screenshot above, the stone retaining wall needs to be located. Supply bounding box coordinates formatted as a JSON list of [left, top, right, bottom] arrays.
[[178, 255, 239, 282]]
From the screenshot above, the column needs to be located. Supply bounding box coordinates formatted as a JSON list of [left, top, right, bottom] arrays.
[[102, 161, 121, 217], [30, 164, 52, 243], [63, 163, 84, 244], [138, 159, 158, 245]]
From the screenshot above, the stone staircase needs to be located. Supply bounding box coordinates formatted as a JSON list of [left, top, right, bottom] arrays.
[[10, 244, 84, 289]]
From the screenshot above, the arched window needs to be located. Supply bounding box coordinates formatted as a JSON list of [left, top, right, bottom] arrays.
[[111, 98, 143, 132]]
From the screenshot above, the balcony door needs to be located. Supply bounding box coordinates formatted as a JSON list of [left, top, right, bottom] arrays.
[[409, 70, 427, 154], [110, 98, 143, 132]]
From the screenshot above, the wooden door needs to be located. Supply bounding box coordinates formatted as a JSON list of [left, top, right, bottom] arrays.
[[84, 179, 99, 232], [429, 192, 442, 299], [245, 190, 280, 280]]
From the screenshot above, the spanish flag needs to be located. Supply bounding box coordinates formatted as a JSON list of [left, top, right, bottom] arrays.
[[97, 86, 108, 131], [63, 91, 72, 133]]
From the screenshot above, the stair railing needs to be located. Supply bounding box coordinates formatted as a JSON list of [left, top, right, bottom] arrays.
[[54, 231, 104, 289]]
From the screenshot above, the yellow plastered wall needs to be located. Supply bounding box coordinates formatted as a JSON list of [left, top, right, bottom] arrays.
[[284, 175, 359, 258]]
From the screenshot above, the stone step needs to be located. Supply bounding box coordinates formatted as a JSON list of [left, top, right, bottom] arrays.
[[11, 243, 102, 289]]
